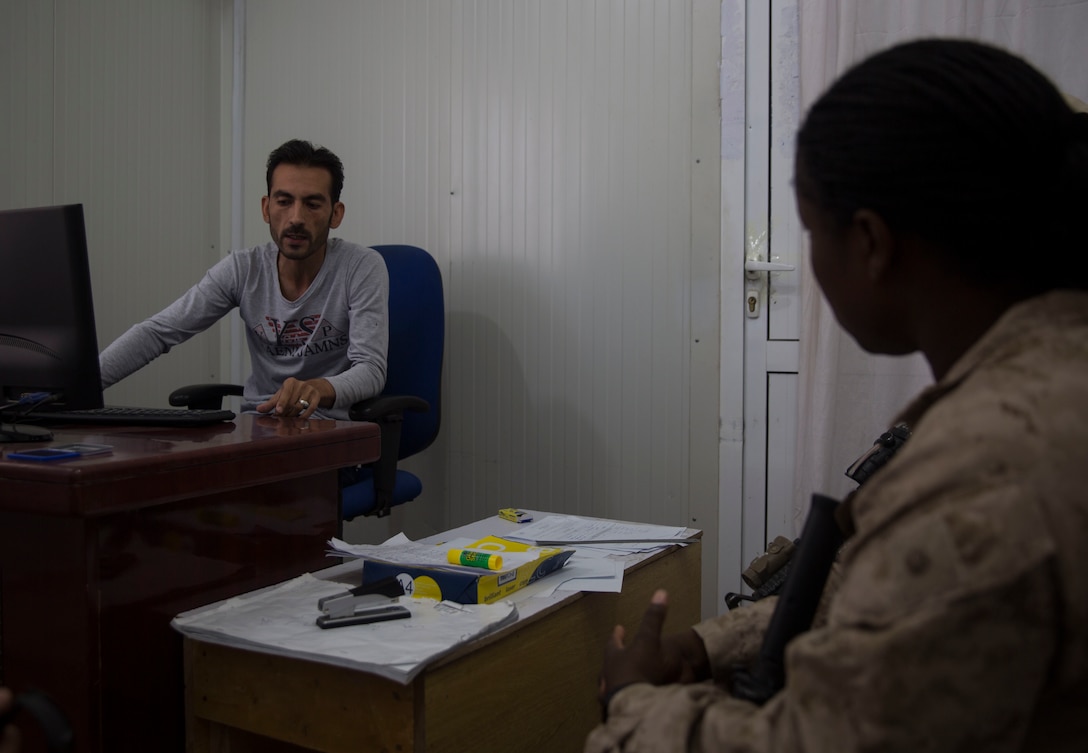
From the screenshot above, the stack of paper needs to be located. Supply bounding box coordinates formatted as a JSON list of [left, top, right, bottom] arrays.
[[171, 573, 518, 684], [328, 514, 696, 599], [503, 515, 694, 551]]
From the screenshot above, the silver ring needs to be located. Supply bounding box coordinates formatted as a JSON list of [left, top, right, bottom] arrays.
[[297, 398, 310, 410]]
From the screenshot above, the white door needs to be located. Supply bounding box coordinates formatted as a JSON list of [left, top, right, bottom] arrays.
[[719, 0, 803, 607]]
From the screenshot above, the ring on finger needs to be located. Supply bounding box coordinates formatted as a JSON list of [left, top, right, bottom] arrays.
[[297, 398, 310, 410]]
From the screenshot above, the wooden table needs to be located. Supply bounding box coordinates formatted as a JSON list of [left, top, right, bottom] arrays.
[[0, 414, 380, 753], [183, 533, 701, 753]]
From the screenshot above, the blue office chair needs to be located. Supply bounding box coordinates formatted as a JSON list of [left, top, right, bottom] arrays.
[[169, 244, 444, 519], [340, 244, 444, 518]]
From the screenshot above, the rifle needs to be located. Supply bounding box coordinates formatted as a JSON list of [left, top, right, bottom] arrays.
[[729, 493, 843, 704], [727, 422, 912, 704]]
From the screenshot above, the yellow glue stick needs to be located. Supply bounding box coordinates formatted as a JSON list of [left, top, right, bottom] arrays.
[[448, 548, 503, 570]]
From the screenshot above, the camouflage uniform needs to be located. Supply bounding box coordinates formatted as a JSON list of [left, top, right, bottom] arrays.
[[586, 290, 1088, 752]]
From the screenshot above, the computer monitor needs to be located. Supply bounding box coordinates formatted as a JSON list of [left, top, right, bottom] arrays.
[[0, 204, 104, 438]]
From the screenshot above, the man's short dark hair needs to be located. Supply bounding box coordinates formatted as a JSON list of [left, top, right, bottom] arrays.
[[266, 139, 346, 203]]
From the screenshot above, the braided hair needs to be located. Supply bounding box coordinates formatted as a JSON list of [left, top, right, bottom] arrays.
[[796, 38, 1088, 292]]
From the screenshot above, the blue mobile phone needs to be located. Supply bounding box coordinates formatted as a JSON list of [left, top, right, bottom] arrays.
[[6, 448, 81, 462]]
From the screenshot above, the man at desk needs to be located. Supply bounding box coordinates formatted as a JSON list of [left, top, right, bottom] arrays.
[[99, 139, 388, 420]]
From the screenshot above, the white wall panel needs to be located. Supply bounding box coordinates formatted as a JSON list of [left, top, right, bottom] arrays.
[[240, 2, 720, 592], [1, 0, 224, 410]]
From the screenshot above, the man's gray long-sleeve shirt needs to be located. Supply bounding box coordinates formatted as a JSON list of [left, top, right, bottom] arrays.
[[99, 238, 388, 420]]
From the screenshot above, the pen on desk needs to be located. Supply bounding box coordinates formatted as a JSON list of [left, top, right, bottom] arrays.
[[447, 548, 503, 570]]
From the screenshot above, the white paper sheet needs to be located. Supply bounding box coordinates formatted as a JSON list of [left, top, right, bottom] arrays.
[[172, 572, 518, 684], [504, 514, 693, 545]]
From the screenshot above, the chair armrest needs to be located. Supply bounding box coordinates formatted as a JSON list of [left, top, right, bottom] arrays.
[[347, 394, 430, 517], [169, 383, 244, 410], [348, 394, 430, 422]]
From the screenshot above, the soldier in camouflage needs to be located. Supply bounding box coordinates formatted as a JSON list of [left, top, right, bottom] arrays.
[[588, 39, 1088, 753]]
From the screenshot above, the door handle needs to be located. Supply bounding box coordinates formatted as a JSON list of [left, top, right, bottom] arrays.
[[743, 260, 796, 279], [743, 260, 795, 318]]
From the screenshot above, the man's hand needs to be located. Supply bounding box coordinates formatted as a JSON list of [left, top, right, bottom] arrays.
[[0, 687, 21, 753], [256, 377, 335, 418], [598, 590, 712, 707]]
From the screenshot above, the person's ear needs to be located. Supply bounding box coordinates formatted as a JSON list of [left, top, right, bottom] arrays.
[[261, 195, 271, 224], [329, 201, 345, 229], [851, 208, 896, 283]]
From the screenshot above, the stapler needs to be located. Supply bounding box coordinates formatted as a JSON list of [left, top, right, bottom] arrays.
[[316, 575, 411, 629]]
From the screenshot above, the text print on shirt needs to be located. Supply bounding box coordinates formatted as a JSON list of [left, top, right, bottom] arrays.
[[256, 314, 349, 358]]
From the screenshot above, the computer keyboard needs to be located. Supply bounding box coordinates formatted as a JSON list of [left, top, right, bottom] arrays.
[[36, 406, 236, 427]]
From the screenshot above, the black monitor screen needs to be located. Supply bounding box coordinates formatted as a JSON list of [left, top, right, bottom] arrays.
[[0, 204, 104, 411]]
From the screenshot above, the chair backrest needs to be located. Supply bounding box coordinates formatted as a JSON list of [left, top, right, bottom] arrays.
[[371, 245, 444, 459]]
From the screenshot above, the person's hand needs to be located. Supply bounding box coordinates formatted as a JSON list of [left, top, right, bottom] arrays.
[[598, 590, 710, 707], [255, 377, 334, 418], [0, 687, 21, 753]]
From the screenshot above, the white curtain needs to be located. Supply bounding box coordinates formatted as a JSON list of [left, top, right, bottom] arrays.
[[792, 0, 1088, 507]]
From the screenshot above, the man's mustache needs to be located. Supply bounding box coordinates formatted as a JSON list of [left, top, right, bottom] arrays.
[[283, 225, 311, 239]]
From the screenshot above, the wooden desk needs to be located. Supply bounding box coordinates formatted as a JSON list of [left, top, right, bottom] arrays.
[[184, 536, 701, 753], [0, 414, 380, 753]]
